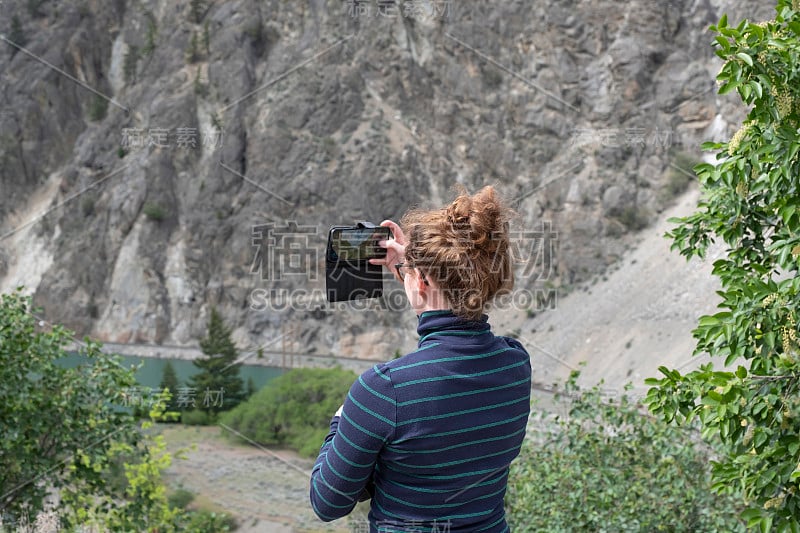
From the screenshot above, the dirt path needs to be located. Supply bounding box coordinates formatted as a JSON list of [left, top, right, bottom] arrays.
[[160, 426, 369, 533]]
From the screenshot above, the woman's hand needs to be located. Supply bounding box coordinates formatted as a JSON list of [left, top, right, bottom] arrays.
[[369, 220, 407, 283]]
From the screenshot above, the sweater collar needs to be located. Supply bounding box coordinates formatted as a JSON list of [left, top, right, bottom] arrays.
[[416, 310, 491, 345]]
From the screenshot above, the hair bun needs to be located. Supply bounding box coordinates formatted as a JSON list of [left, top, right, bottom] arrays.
[[400, 184, 515, 321], [446, 195, 472, 226]]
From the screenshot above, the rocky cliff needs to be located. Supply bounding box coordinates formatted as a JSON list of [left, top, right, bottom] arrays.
[[0, 0, 775, 358]]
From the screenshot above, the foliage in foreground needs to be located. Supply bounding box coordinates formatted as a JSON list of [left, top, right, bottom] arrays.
[[219, 367, 357, 457], [645, 1, 800, 529], [506, 375, 744, 532], [0, 290, 183, 530]]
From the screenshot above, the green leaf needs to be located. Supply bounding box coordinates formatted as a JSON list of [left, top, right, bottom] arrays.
[[750, 80, 763, 99], [736, 52, 754, 66], [719, 81, 740, 95]]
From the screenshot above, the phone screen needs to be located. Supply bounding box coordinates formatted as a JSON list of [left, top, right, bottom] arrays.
[[331, 227, 390, 261]]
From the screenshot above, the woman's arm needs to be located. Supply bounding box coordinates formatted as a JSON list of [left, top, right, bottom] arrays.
[[309, 366, 396, 521]]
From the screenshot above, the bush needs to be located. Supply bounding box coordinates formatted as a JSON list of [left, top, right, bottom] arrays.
[[185, 510, 237, 532], [616, 205, 650, 231], [143, 202, 167, 221], [219, 368, 357, 457], [123, 45, 139, 84], [181, 409, 211, 426], [659, 150, 699, 203], [0, 290, 188, 529], [9, 15, 26, 48], [88, 95, 108, 121], [506, 373, 744, 532], [168, 487, 195, 510]]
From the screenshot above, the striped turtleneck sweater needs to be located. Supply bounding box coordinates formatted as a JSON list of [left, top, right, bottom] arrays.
[[310, 310, 532, 532]]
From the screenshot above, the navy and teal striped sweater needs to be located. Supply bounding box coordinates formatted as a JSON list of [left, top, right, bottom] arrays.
[[310, 310, 532, 532]]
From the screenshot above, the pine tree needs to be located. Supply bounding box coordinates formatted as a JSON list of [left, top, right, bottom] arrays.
[[159, 361, 180, 412], [189, 308, 244, 416], [246, 376, 257, 398]]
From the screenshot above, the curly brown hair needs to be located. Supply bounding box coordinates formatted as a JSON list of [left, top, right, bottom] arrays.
[[401, 185, 515, 321]]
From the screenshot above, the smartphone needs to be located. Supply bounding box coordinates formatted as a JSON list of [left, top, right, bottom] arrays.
[[326, 224, 392, 302], [328, 226, 391, 262]]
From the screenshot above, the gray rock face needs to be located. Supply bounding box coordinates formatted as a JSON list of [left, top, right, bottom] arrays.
[[0, 0, 775, 355]]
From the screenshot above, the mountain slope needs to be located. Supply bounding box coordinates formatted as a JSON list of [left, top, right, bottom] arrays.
[[0, 0, 774, 361]]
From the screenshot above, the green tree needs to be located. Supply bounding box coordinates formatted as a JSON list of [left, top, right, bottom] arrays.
[[159, 360, 180, 412], [246, 376, 257, 398], [220, 368, 356, 457], [506, 375, 744, 532], [645, 2, 800, 529], [0, 290, 185, 529], [189, 308, 244, 416]]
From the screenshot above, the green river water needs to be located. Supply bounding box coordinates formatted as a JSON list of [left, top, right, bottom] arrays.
[[60, 353, 284, 393]]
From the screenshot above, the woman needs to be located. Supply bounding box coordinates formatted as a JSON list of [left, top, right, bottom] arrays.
[[310, 186, 532, 532]]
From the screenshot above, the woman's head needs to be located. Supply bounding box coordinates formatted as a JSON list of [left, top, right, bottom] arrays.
[[400, 185, 514, 320]]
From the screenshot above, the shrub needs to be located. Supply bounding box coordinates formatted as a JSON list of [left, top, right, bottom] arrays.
[[189, 0, 206, 24], [88, 95, 108, 121], [185, 510, 237, 532], [9, 15, 26, 48], [186, 32, 200, 63], [616, 205, 650, 231], [143, 202, 167, 221], [142, 16, 157, 56], [659, 150, 699, 203], [26, 0, 44, 18], [81, 197, 95, 217], [219, 367, 357, 457], [203, 20, 210, 55], [506, 373, 744, 532], [123, 45, 139, 84], [181, 409, 212, 426], [0, 290, 188, 529], [167, 487, 195, 510], [193, 67, 207, 97]]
